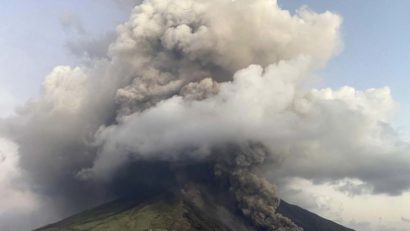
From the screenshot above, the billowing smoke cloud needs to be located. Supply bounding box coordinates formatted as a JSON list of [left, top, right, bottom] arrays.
[[1, 0, 409, 229], [0, 138, 38, 214]]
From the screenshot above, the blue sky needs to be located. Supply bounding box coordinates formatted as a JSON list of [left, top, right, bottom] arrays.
[[280, 0, 410, 137], [281, 0, 410, 89], [0, 0, 129, 101]]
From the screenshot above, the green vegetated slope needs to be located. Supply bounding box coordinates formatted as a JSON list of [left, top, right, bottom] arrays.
[[35, 196, 237, 231], [36, 194, 355, 231]]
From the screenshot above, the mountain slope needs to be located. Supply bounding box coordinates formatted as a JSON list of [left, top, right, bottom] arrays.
[[35, 193, 354, 231], [277, 201, 355, 231], [35, 192, 256, 231]]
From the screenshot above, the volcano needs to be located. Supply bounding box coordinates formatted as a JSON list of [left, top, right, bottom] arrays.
[[35, 192, 354, 231], [34, 157, 354, 231]]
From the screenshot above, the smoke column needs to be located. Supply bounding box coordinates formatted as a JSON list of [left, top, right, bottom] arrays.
[[1, 0, 409, 230]]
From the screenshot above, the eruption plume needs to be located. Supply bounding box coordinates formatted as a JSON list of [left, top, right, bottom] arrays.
[[213, 143, 301, 230], [1, 0, 409, 230]]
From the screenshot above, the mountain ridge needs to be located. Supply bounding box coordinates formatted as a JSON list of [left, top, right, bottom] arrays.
[[35, 192, 355, 231]]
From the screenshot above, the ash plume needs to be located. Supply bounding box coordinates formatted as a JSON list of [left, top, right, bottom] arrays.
[[213, 142, 301, 231], [1, 0, 410, 230]]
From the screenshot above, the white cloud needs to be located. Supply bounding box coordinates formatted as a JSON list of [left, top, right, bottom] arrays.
[[278, 178, 410, 231], [0, 138, 41, 230]]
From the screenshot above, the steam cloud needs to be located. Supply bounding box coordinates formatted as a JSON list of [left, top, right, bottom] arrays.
[[1, 0, 409, 230]]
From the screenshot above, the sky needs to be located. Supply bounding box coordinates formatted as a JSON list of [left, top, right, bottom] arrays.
[[0, 0, 130, 109], [3, 0, 410, 136], [280, 0, 410, 139], [1, 1, 410, 231]]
